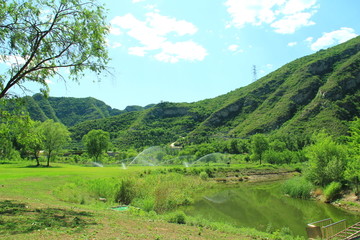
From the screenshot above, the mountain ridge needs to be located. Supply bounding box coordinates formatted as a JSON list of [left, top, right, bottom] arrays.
[[23, 93, 154, 127], [25, 36, 360, 148]]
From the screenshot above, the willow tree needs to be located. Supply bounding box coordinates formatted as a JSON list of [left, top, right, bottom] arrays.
[[0, 0, 109, 98]]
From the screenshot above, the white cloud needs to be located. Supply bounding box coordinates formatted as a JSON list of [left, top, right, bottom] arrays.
[[105, 38, 122, 49], [111, 14, 142, 30], [227, 44, 244, 54], [309, 27, 358, 51], [146, 12, 197, 36], [280, 0, 318, 14], [144, 4, 156, 10], [110, 12, 207, 63], [39, 9, 53, 22], [224, 0, 280, 28], [0, 55, 27, 66], [111, 42, 122, 49], [271, 12, 315, 34], [155, 41, 207, 63], [228, 44, 239, 52], [287, 41, 297, 47], [109, 26, 122, 36], [128, 47, 147, 56], [225, 0, 319, 34], [305, 36, 313, 42], [266, 64, 273, 69]]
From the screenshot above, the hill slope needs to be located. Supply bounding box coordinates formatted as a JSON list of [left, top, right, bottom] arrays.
[[189, 36, 360, 139], [24, 94, 152, 126], [52, 36, 360, 147]]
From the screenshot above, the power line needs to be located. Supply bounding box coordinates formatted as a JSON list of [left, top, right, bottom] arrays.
[[252, 65, 257, 82]]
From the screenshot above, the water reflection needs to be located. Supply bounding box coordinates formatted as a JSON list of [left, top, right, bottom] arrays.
[[185, 182, 359, 237]]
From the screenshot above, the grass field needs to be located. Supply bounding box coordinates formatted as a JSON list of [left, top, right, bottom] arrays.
[[0, 161, 301, 240]]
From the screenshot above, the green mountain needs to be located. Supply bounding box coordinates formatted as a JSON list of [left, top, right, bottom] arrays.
[[33, 36, 360, 148], [23, 94, 151, 127], [192, 36, 360, 139]]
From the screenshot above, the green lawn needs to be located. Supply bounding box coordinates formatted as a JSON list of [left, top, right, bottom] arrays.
[[0, 162, 299, 239]]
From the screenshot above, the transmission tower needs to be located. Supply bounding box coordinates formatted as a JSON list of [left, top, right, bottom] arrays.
[[252, 65, 257, 82]]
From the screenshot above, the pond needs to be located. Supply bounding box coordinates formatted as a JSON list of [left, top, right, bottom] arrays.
[[184, 181, 360, 237]]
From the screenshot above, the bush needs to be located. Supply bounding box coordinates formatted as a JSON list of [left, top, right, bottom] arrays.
[[263, 149, 300, 165], [167, 211, 186, 224], [205, 168, 214, 178], [132, 197, 154, 212], [115, 178, 136, 205], [282, 177, 313, 199], [324, 182, 342, 202], [305, 132, 347, 186], [199, 171, 209, 181], [88, 178, 118, 202]]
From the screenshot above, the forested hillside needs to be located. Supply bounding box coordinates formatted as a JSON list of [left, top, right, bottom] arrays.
[[191, 35, 360, 139], [26, 36, 360, 148], [23, 93, 151, 126]]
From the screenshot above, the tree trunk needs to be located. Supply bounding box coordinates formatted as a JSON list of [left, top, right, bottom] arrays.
[[259, 154, 262, 165], [46, 150, 51, 167], [36, 158, 40, 166], [34, 151, 40, 166]]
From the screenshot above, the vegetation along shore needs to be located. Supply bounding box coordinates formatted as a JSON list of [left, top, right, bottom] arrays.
[[1, 1, 360, 239]]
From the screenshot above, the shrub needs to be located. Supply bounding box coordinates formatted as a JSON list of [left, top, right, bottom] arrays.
[[88, 178, 118, 202], [199, 171, 209, 181], [167, 211, 186, 224], [205, 168, 214, 178], [115, 178, 136, 205], [153, 183, 174, 213], [282, 177, 313, 199], [324, 182, 342, 202], [132, 197, 154, 212], [304, 132, 347, 186]]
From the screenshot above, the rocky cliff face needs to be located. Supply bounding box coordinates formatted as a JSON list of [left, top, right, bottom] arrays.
[[189, 36, 360, 138], [149, 106, 190, 119], [68, 36, 360, 146]]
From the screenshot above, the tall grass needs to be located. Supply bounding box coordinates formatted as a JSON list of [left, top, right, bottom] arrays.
[[53, 171, 211, 213], [282, 176, 313, 199], [324, 181, 342, 202]]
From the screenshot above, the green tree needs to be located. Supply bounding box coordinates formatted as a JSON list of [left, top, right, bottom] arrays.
[[305, 131, 347, 186], [346, 157, 360, 196], [251, 134, 269, 165], [269, 139, 287, 152], [0, 122, 14, 159], [82, 129, 110, 162], [18, 120, 44, 166], [0, 104, 31, 160], [229, 139, 240, 154], [0, 0, 109, 99], [40, 119, 70, 166], [345, 118, 360, 196]]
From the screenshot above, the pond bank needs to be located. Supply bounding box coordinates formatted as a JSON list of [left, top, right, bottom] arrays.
[[333, 192, 360, 213], [212, 168, 298, 184], [184, 177, 360, 238], [209, 167, 360, 214]]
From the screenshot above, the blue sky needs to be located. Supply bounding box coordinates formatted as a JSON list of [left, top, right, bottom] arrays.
[[10, 0, 360, 109]]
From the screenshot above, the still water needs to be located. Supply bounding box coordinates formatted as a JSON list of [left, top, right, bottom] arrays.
[[185, 181, 359, 237]]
